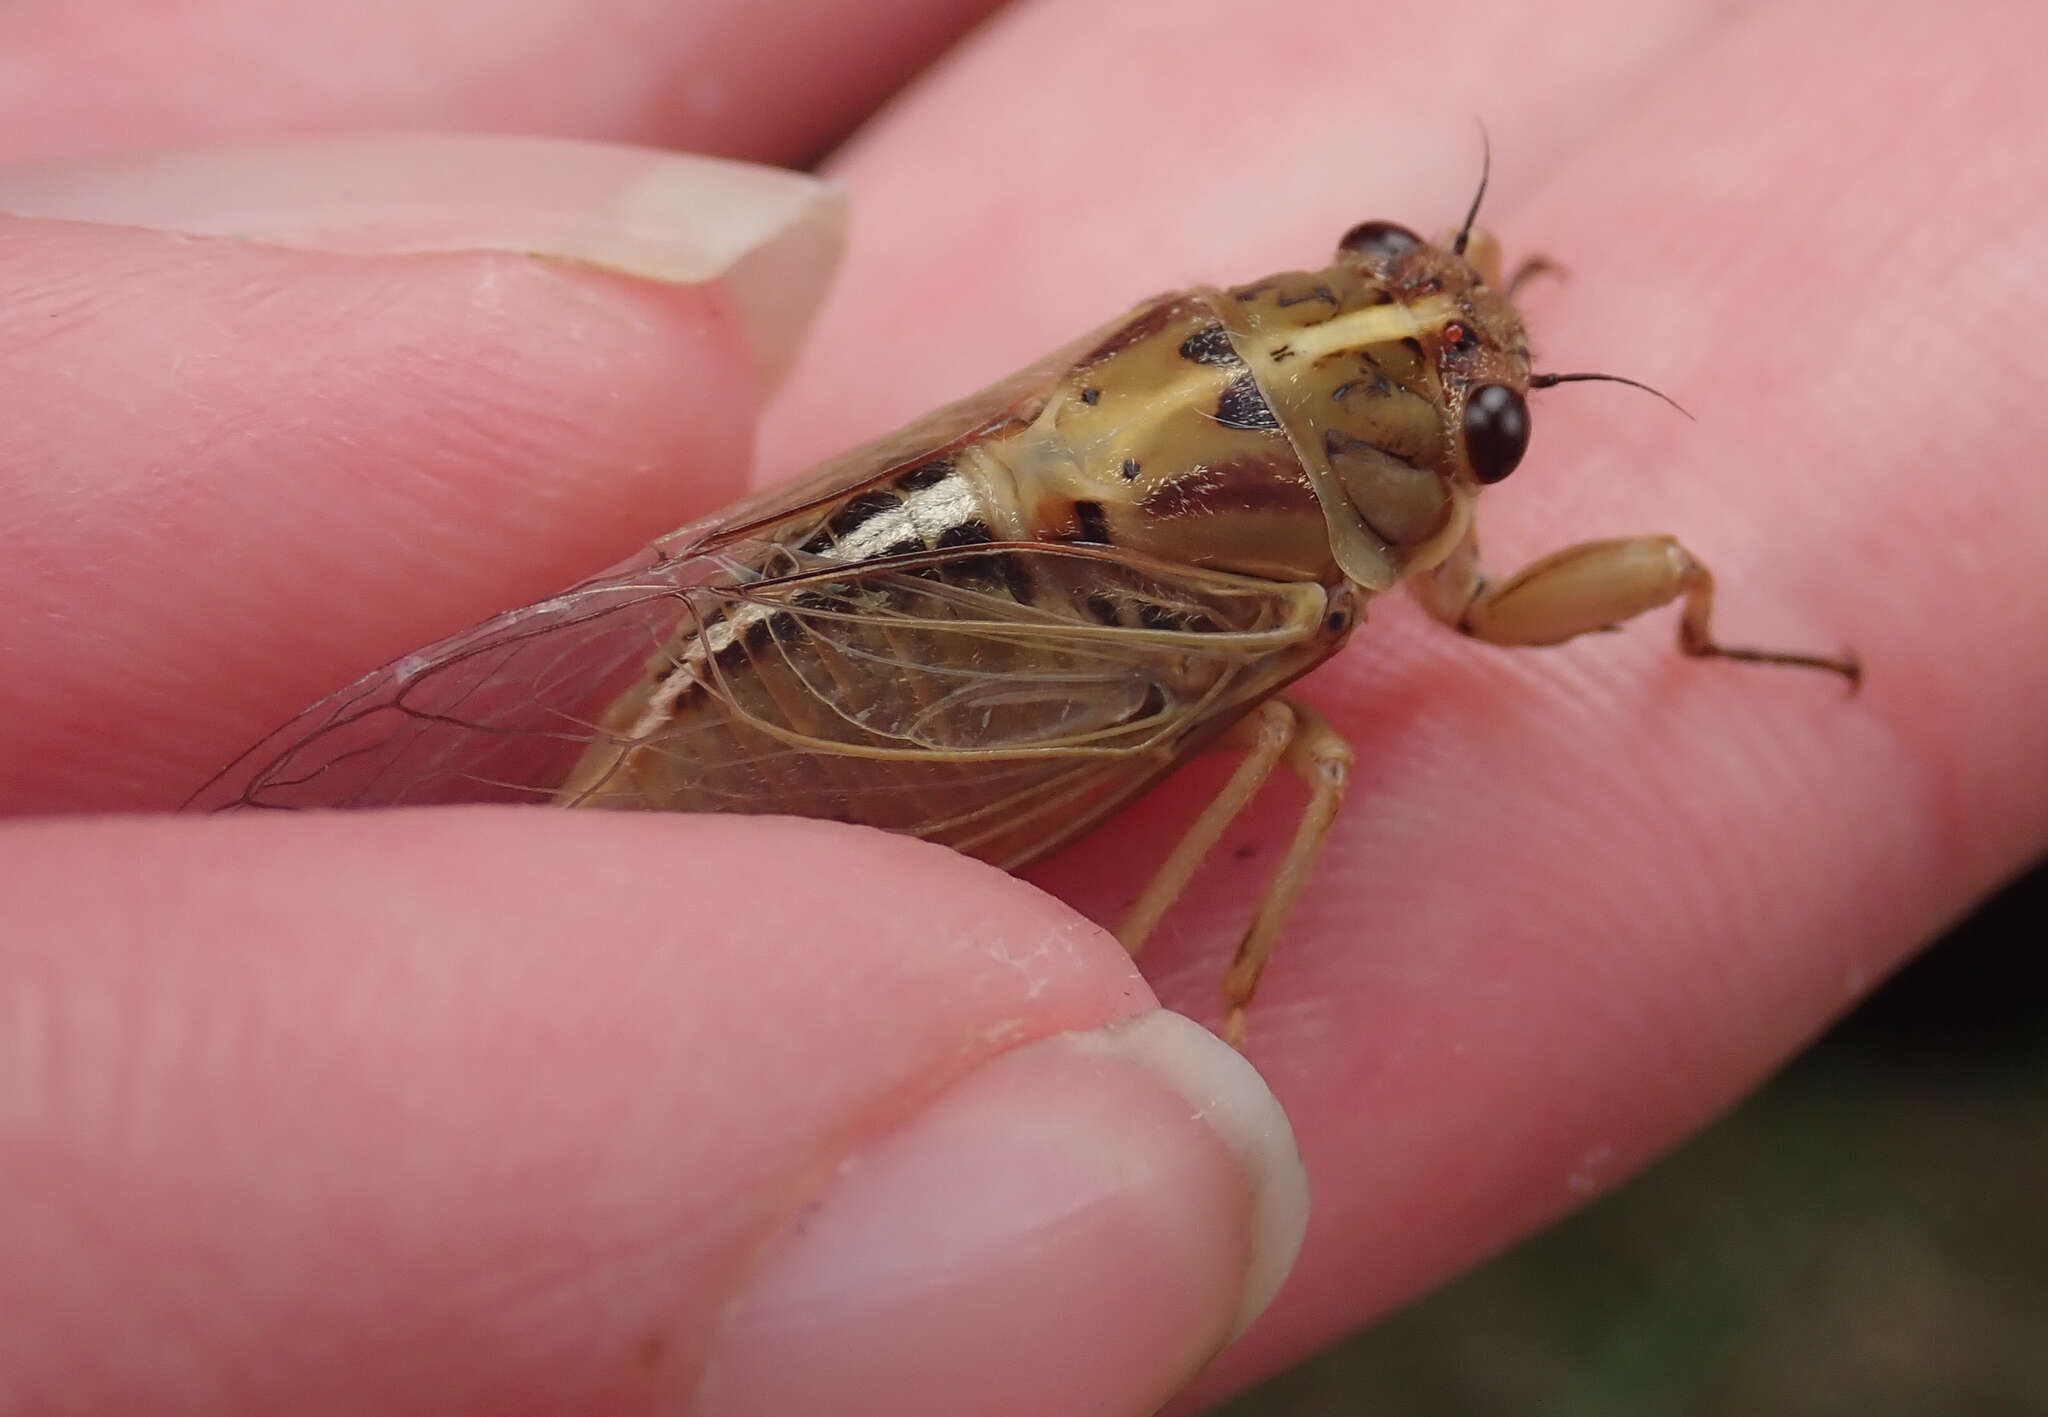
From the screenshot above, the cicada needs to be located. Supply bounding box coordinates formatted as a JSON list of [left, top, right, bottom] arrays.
[[190, 181, 1857, 1045]]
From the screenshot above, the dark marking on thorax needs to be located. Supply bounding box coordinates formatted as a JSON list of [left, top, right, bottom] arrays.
[[1178, 324, 1241, 367], [1214, 373, 1282, 431]]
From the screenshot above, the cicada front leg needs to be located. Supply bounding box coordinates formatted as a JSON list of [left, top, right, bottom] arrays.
[[1119, 695, 1353, 1050], [1413, 532, 1862, 686]]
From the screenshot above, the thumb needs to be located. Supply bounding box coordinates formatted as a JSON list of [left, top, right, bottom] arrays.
[[2, 810, 1309, 1416]]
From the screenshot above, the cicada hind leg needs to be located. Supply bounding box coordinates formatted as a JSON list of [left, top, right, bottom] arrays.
[[1118, 696, 1353, 1049]]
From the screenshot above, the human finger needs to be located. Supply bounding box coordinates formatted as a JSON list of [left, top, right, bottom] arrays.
[[0, 136, 841, 812], [0, 0, 1004, 167], [0, 809, 1308, 1417]]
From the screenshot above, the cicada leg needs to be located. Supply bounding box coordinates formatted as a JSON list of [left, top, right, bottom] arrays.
[[1118, 695, 1354, 1050], [1218, 699, 1351, 1048], [1412, 531, 1862, 686], [1503, 253, 1566, 298], [1118, 699, 1296, 959]]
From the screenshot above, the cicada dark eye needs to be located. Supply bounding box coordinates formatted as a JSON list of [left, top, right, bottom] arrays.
[[1337, 220, 1422, 263], [1463, 383, 1530, 484]]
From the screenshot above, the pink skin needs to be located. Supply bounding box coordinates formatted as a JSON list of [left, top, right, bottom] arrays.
[[3, 1, 2046, 1413], [0, 0, 993, 167]]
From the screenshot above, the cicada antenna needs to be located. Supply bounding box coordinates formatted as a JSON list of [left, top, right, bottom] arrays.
[[1529, 370, 1694, 421], [1452, 124, 1490, 257]]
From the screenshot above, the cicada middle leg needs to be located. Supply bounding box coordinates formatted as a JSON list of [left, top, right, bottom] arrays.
[[1119, 695, 1353, 1048]]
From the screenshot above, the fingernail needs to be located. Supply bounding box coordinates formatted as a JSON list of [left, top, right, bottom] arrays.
[[0, 134, 845, 390], [695, 1011, 1308, 1417]]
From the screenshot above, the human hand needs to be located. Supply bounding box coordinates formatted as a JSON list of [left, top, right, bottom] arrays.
[[4, 2, 2045, 1415]]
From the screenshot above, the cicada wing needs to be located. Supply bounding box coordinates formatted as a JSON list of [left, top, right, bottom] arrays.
[[189, 534, 1335, 878]]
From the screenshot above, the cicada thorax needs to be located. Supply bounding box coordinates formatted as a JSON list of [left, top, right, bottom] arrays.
[[979, 234, 1534, 601], [1221, 234, 1534, 591], [981, 292, 1335, 585]]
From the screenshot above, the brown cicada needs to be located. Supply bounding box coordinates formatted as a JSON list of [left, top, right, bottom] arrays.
[[190, 178, 1856, 1045]]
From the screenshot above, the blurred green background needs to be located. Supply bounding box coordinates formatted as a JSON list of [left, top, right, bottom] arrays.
[[1223, 859, 2048, 1417]]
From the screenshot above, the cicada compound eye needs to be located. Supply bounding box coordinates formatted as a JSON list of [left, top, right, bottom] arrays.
[[1337, 220, 1422, 263], [1463, 383, 1530, 484]]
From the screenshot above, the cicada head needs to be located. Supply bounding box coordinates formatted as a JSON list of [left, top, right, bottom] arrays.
[[1218, 221, 1535, 592]]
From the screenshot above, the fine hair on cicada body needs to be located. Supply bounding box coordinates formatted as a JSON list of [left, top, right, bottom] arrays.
[[190, 163, 1858, 1047]]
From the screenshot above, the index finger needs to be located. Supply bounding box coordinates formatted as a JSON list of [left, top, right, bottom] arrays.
[[0, 138, 842, 811]]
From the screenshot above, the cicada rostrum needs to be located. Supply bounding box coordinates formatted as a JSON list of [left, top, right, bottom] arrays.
[[189, 176, 1857, 1045]]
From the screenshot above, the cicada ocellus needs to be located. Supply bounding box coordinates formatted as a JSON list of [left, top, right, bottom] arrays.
[[190, 178, 1857, 1045]]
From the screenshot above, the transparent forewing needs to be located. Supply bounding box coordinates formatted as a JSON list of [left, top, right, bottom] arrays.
[[190, 539, 1333, 869]]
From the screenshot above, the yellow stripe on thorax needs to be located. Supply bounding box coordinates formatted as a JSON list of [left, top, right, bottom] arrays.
[[1252, 293, 1456, 366]]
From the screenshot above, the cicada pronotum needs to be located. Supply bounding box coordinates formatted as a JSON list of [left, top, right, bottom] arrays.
[[189, 173, 1857, 1045]]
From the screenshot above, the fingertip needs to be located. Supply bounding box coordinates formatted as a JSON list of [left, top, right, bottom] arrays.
[[696, 1011, 1305, 1417]]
